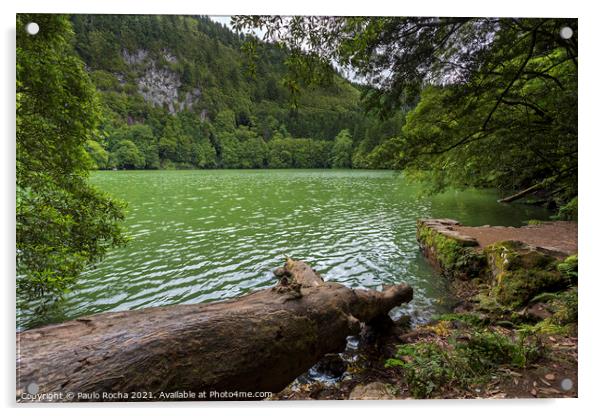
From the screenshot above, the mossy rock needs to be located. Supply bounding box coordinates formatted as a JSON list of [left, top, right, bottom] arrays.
[[452, 250, 488, 280], [491, 269, 569, 308], [485, 241, 557, 276], [485, 241, 571, 307], [416, 219, 485, 280]]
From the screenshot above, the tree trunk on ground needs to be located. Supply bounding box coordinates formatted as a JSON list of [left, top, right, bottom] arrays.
[[16, 258, 413, 402]]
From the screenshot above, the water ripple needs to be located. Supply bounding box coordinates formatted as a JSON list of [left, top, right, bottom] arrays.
[[17, 169, 553, 329]]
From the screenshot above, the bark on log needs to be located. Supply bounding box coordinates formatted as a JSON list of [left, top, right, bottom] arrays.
[[497, 182, 543, 203], [16, 258, 413, 402]]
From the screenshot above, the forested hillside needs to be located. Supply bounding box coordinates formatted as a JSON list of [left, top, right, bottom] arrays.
[[71, 15, 402, 170]]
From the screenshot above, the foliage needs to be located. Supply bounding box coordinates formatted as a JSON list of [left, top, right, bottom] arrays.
[[70, 15, 404, 171], [521, 259, 577, 334], [386, 327, 542, 398], [234, 17, 578, 207], [267, 137, 332, 169], [360, 137, 405, 169], [111, 140, 145, 169], [557, 254, 578, 281], [16, 14, 127, 305], [434, 312, 488, 327], [554, 197, 578, 221], [107, 124, 160, 169], [331, 129, 353, 168], [85, 140, 109, 169], [518, 287, 578, 336], [214, 109, 237, 133], [386, 342, 466, 398], [458, 329, 542, 369], [548, 287, 578, 326]]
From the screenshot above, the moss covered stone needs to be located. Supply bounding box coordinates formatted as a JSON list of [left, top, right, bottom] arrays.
[[484, 241, 571, 307], [417, 219, 575, 308], [416, 219, 486, 280]]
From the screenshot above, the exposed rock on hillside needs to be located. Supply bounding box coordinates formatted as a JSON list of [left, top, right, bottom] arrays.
[[122, 49, 148, 65], [137, 62, 181, 113], [121, 48, 202, 115]]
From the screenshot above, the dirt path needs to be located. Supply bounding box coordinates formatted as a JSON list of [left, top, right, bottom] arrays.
[[454, 221, 577, 255]]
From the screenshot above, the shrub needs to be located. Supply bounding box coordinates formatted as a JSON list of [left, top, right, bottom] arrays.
[[386, 326, 543, 398]]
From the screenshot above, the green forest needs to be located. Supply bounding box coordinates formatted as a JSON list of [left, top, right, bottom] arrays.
[[71, 15, 578, 215], [69, 15, 405, 171]]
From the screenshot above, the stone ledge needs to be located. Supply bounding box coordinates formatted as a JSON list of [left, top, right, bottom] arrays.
[[416, 219, 486, 280], [417, 219, 577, 306], [417, 219, 479, 247]]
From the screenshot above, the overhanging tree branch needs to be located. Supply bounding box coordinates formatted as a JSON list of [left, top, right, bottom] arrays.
[[482, 26, 540, 131]]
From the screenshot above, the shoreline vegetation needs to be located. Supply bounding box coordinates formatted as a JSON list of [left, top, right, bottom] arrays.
[[397, 219, 577, 399], [16, 219, 577, 401], [276, 219, 577, 400]]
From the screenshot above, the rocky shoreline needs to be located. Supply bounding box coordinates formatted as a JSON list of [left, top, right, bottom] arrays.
[[276, 218, 578, 400]]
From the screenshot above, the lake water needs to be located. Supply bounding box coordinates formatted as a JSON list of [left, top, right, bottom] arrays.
[[19, 169, 552, 329]]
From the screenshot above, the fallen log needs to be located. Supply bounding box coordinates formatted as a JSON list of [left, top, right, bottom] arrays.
[[497, 182, 543, 203], [16, 258, 413, 402]]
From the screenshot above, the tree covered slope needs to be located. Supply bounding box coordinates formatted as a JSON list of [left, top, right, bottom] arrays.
[[71, 15, 396, 170]]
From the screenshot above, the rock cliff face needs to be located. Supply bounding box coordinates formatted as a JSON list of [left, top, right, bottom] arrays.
[[137, 62, 181, 113], [122, 48, 148, 65], [122, 49, 201, 115]]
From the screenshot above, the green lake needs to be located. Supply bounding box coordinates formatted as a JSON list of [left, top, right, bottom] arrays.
[[20, 169, 552, 328]]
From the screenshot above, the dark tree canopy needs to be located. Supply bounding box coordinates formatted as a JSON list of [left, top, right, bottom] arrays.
[[233, 16, 578, 209]]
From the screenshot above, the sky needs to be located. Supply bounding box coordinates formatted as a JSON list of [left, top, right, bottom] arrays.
[[207, 15, 361, 83], [208, 15, 231, 27], [208, 15, 266, 38]]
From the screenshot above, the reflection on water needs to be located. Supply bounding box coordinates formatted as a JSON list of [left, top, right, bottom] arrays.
[[18, 170, 551, 329]]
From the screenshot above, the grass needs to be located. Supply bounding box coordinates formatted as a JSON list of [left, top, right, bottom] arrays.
[[386, 320, 544, 398], [519, 287, 578, 336]]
